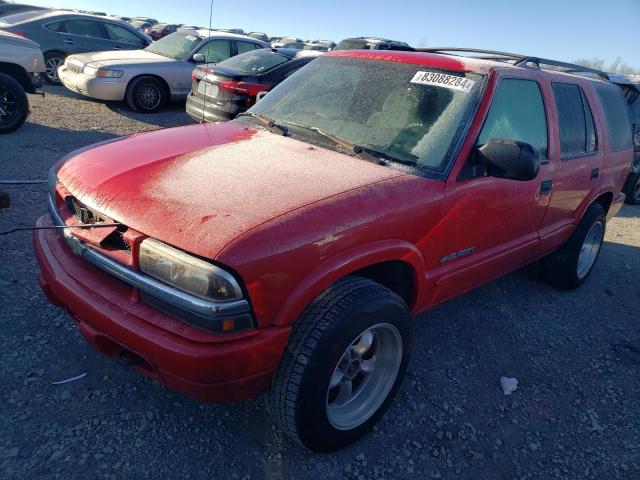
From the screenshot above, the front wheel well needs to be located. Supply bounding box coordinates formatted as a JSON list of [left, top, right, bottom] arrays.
[[351, 260, 416, 307]]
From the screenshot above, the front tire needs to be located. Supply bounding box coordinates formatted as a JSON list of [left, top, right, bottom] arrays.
[[267, 277, 412, 452], [539, 203, 606, 290], [624, 172, 640, 205], [44, 52, 65, 85], [125, 76, 167, 113], [0, 73, 29, 134]]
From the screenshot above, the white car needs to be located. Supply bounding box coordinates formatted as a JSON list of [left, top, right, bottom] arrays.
[[57, 30, 269, 113]]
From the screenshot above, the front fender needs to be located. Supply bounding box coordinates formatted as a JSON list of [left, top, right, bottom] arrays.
[[272, 239, 426, 326]]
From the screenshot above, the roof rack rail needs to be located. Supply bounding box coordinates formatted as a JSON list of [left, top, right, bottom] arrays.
[[411, 48, 610, 81]]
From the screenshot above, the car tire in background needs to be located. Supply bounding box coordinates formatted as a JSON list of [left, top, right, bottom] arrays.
[[267, 276, 412, 452], [125, 76, 168, 113], [43, 52, 65, 85], [539, 202, 606, 290], [0, 73, 29, 134], [624, 173, 640, 205]]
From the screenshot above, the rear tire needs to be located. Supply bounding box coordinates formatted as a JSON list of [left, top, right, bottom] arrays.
[[0, 73, 29, 134], [539, 203, 606, 290], [44, 52, 65, 85], [624, 172, 640, 205], [267, 276, 412, 452], [126, 76, 167, 113]]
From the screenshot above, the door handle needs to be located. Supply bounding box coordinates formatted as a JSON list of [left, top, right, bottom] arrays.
[[540, 180, 553, 195], [590, 168, 600, 180], [63, 39, 75, 45]]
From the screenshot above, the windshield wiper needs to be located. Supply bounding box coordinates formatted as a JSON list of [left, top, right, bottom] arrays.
[[237, 112, 287, 136], [282, 121, 421, 167]]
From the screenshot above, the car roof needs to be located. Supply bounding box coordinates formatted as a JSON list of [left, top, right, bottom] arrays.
[[326, 50, 613, 85], [4, 9, 126, 24], [185, 29, 268, 44]]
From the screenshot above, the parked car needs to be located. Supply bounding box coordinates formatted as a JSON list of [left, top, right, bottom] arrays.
[[144, 23, 178, 41], [217, 28, 244, 35], [334, 36, 412, 51], [187, 48, 321, 122], [36, 49, 631, 451], [308, 39, 335, 50], [610, 74, 640, 204], [129, 20, 152, 31], [271, 36, 303, 48], [248, 32, 268, 42], [0, 3, 45, 17], [0, 29, 44, 133], [131, 16, 157, 25], [302, 42, 329, 52], [57, 30, 268, 112], [0, 10, 151, 84]]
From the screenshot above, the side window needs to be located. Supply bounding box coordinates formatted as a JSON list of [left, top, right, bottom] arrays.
[[477, 78, 548, 160], [104, 23, 146, 46], [45, 21, 65, 32], [63, 20, 108, 39], [197, 40, 231, 63], [552, 82, 597, 156], [595, 84, 633, 150], [237, 41, 261, 54]]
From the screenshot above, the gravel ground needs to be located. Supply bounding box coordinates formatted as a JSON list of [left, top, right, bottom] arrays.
[[1, 88, 639, 480]]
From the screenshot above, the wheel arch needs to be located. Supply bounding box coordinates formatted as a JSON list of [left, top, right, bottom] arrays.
[[126, 73, 172, 99], [271, 240, 426, 327], [0, 62, 31, 92], [591, 191, 613, 215]]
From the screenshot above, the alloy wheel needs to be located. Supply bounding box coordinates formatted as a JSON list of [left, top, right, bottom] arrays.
[[0, 84, 18, 125], [45, 57, 63, 83], [136, 83, 162, 110], [326, 323, 403, 430], [577, 220, 604, 279]]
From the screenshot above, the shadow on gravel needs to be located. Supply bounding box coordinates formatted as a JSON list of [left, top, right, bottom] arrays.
[[615, 204, 640, 218], [105, 101, 194, 128]]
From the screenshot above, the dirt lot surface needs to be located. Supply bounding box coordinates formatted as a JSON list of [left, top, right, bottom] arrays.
[[1, 88, 639, 479]]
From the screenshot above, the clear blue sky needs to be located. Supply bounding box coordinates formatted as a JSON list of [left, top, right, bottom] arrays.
[[25, 0, 640, 68]]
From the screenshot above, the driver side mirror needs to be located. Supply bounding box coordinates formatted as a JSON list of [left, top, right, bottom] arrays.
[[473, 139, 540, 181], [191, 53, 206, 63]]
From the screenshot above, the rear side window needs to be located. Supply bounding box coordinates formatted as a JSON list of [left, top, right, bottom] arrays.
[[478, 78, 548, 160], [63, 20, 108, 39], [45, 21, 65, 32], [595, 84, 633, 150], [236, 41, 261, 54], [104, 23, 145, 46], [552, 83, 597, 156]]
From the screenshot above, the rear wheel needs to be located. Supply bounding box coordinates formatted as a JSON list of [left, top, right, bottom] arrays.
[[539, 203, 606, 290], [0, 73, 28, 134], [126, 76, 167, 113], [267, 277, 412, 452], [44, 52, 65, 85], [624, 173, 640, 205]]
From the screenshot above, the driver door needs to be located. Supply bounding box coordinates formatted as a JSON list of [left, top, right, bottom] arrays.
[[425, 75, 553, 306]]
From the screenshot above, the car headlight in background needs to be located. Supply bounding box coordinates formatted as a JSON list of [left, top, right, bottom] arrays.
[[139, 238, 243, 302], [83, 66, 124, 78]]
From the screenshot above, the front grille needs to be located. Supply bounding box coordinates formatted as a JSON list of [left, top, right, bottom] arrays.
[[66, 61, 83, 74], [65, 196, 97, 224]]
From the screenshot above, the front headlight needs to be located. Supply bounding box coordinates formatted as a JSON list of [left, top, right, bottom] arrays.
[[83, 66, 124, 78], [139, 238, 243, 302]]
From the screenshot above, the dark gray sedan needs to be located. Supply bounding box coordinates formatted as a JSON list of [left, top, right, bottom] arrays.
[[0, 10, 151, 84]]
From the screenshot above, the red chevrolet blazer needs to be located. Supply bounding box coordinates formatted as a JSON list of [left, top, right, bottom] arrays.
[[34, 48, 633, 451]]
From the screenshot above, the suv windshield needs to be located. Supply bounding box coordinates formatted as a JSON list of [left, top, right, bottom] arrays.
[[246, 56, 483, 172], [217, 49, 289, 74], [145, 32, 202, 59]]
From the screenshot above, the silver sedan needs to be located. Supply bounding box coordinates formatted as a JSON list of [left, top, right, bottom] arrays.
[[58, 30, 269, 113]]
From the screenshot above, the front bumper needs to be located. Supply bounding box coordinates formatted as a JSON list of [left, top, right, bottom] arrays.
[[58, 66, 127, 101], [33, 213, 291, 402]]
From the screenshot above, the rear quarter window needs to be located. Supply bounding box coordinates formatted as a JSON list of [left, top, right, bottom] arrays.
[[595, 84, 633, 150]]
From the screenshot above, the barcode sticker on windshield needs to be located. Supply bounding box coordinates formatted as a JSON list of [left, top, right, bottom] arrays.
[[410, 71, 475, 93], [185, 35, 198, 41]]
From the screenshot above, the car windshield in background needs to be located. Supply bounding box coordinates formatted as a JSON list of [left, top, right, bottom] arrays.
[[334, 39, 374, 51], [145, 32, 202, 59], [248, 56, 483, 171], [216, 49, 289, 74], [150, 23, 168, 30]]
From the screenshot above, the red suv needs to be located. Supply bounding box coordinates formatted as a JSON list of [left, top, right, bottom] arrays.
[[34, 48, 633, 451]]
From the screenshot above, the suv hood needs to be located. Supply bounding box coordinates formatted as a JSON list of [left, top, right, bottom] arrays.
[[68, 49, 174, 68], [56, 122, 404, 259]]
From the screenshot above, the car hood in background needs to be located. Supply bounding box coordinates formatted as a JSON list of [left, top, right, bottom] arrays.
[[56, 122, 404, 259], [67, 49, 176, 69]]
